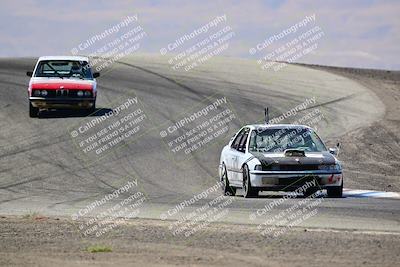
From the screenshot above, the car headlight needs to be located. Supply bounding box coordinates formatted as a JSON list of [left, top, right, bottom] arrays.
[[84, 91, 91, 96], [254, 165, 263, 171], [41, 90, 48, 96], [77, 91, 84, 97], [335, 163, 342, 171], [33, 90, 41, 96]]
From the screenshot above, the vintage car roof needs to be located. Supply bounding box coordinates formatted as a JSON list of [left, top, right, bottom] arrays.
[[38, 56, 89, 62]]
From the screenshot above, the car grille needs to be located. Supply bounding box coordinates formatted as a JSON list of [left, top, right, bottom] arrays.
[[278, 176, 321, 186], [32, 89, 92, 98], [263, 164, 320, 171]]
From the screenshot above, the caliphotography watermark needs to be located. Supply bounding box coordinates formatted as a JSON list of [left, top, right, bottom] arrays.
[[69, 96, 151, 163], [160, 14, 235, 71], [249, 180, 325, 238], [268, 97, 316, 124], [158, 95, 238, 163], [249, 14, 325, 72], [159, 181, 234, 237], [71, 179, 146, 237], [70, 14, 147, 73], [259, 97, 325, 131]]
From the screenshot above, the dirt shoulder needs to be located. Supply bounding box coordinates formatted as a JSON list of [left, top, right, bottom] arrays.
[[0, 215, 399, 267], [299, 64, 400, 192]]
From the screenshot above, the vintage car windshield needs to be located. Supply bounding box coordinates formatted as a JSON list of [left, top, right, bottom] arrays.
[[249, 127, 327, 153], [34, 60, 93, 79]]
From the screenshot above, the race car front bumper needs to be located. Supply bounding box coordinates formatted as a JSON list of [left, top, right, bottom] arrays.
[[249, 170, 342, 191], [29, 97, 95, 109]]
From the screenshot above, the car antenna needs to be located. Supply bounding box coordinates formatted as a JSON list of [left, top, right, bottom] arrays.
[[264, 107, 269, 124]]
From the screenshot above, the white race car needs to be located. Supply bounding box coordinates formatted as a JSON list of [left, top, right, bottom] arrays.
[[219, 124, 343, 198], [27, 56, 100, 117]]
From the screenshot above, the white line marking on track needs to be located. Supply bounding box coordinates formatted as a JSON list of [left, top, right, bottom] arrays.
[[343, 188, 400, 199]]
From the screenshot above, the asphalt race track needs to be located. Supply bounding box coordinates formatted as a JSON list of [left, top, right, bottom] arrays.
[[0, 55, 399, 233]]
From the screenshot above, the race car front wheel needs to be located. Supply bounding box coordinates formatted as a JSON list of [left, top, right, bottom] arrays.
[[304, 187, 319, 197], [243, 165, 258, 198], [88, 101, 96, 114], [29, 102, 38, 118], [221, 163, 236, 196]]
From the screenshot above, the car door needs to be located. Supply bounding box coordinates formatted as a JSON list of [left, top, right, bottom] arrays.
[[228, 128, 250, 186], [225, 128, 245, 185]]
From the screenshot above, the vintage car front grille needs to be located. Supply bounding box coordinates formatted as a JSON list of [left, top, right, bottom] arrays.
[[56, 89, 69, 97], [263, 164, 320, 171], [32, 89, 92, 98]]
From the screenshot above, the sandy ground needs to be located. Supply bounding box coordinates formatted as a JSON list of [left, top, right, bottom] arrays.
[[1, 215, 399, 267]]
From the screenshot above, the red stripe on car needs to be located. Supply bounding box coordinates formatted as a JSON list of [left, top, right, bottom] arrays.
[[31, 83, 93, 90]]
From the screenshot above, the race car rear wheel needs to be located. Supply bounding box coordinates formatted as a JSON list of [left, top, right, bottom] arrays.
[[243, 165, 258, 198], [221, 163, 236, 196], [327, 181, 343, 198], [29, 101, 38, 118]]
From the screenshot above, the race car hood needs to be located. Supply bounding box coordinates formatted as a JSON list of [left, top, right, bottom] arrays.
[[250, 151, 336, 167], [29, 77, 95, 90]]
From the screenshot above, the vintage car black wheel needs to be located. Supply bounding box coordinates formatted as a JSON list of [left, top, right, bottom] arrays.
[[88, 101, 96, 113], [243, 165, 257, 198], [29, 102, 38, 118]]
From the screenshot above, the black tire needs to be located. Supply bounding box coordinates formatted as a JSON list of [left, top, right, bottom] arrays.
[[221, 163, 236, 196], [304, 187, 318, 197], [327, 181, 343, 198], [88, 101, 96, 114], [243, 165, 258, 198], [29, 102, 38, 118]]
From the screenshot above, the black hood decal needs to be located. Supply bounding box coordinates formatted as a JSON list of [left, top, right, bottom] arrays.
[[250, 151, 336, 168]]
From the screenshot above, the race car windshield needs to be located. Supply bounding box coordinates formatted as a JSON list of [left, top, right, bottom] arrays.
[[249, 127, 327, 153], [34, 60, 93, 79]]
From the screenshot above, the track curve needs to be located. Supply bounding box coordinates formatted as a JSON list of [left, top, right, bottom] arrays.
[[1, 55, 398, 232]]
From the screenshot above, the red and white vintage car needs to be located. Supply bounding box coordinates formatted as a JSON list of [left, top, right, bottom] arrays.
[[27, 56, 100, 117]]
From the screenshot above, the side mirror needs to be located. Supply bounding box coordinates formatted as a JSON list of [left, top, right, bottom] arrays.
[[93, 72, 100, 78], [26, 71, 33, 77], [329, 147, 338, 155], [329, 142, 340, 156]]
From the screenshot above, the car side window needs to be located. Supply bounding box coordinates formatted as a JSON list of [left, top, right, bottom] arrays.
[[231, 129, 245, 150], [238, 128, 249, 153], [249, 130, 257, 151]]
